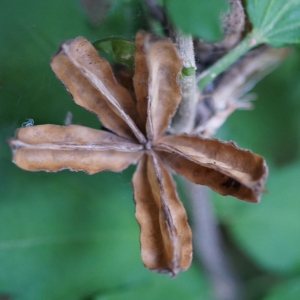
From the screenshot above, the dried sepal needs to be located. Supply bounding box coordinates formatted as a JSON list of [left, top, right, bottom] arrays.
[[133, 31, 149, 129], [51, 37, 145, 143], [145, 36, 182, 141], [12, 125, 141, 146], [132, 152, 192, 275], [51, 52, 137, 141], [10, 125, 143, 174], [155, 134, 267, 202], [158, 151, 261, 202], [151, 153, 192, 272], [8, 31, 269, 277]]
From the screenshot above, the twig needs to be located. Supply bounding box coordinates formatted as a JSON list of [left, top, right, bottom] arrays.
[[194, 46, 288, 136], [164, 4, 243, 299], [169, 27, 198, 134], [194, 0, 246, 73], [184, 181, 242, 300], [197, 32, 261, 90]]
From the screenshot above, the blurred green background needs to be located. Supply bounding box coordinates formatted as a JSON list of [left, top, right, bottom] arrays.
[[1, 1, 300, 299]]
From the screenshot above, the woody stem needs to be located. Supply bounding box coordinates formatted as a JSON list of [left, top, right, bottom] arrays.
[[164, 6, 241, 299], [197, 31, 261, 90], [185, 181, 242, 300], [168, 26, 198, 134]]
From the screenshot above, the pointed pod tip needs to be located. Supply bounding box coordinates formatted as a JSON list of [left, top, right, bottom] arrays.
[[153, 265, 181, 277], [7, 138, 18, 151], [50, 36, 87, 63]]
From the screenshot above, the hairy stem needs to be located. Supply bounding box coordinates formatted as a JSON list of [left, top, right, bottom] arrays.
[[185, 181, 242, 300], [164, 3, 247, 298], [169, 27, 198, 133]]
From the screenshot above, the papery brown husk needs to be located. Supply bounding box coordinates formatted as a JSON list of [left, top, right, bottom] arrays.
[[132, 152, 192, 275], [155, 134, 267, 203]]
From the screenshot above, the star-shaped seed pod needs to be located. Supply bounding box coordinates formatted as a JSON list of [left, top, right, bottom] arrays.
[[9, 31, 267, 276]]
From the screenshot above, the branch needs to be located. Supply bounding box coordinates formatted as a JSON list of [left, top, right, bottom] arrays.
[[169, 27, 198, 134], [184, 180, 242, 300], [197, 32, 261, 90]]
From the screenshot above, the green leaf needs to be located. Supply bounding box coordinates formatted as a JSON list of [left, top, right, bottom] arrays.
[[165, 0, 229, 41], [89, 0, 147, 39], [211, 49, 300, 274], [93, 37, 135, 68], [91, 265, 209, 300], [0, 158, 140, 299], [214, 49, 300, 165], [247, 0, 300, 47], [263, 277, 300, 300], [213, 161, 300, 273], [0, 0, 209, 299], [198, 1, 300, 89], [0, 142, 208, 300]]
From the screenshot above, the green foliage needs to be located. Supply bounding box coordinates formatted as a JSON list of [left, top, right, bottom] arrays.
[[91, 0, 146, 39], [0, 1, 207, 299], [263, 277, 300, 300], [247, 0, 300, 46], [0, 161, 208, 299], [2, 0, 300, 299], [91, 266, 209, 299], [214, 162, 300, 273], [213, 49, 300, 275], [93, 37, 135, 69], [165, 0, 229, 41], [0, 165, 138, 299], [214, 50, 300, 165], [199, 0, 300, 89]]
